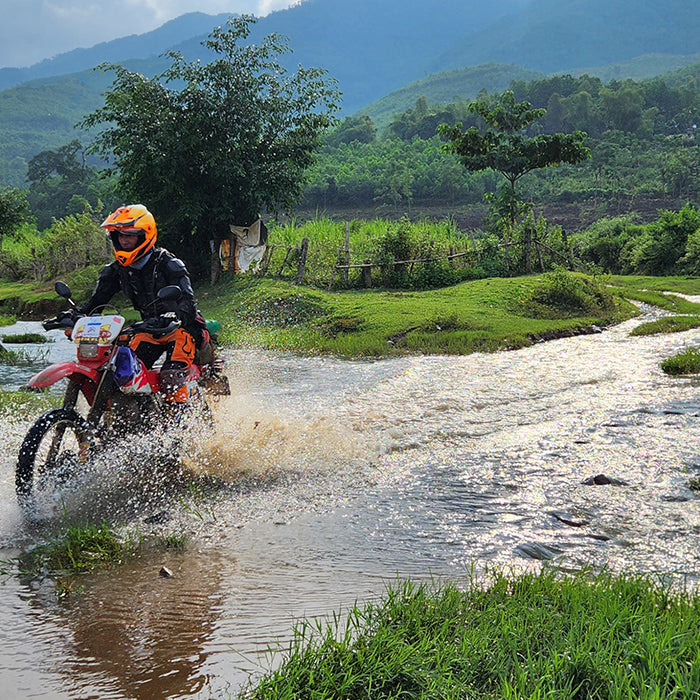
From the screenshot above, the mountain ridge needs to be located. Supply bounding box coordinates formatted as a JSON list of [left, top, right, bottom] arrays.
[[0, 12, 234, 92], [2, 0, 700, 187]]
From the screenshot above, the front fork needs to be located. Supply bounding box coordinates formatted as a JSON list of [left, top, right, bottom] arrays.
[[56, 369, 114, 458]]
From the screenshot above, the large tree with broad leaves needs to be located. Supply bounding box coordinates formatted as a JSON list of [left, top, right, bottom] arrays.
[[82, 15, 340, 275]]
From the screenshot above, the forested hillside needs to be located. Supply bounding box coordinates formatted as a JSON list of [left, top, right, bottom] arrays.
[[303, 67, 700, 224], [432, 0, 700, 74], [2, 0, 700, 192]]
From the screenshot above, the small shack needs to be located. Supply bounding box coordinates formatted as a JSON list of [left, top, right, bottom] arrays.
[[214, 219, 268, 281]]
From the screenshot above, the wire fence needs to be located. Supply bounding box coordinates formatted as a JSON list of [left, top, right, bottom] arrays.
[[214, 224, 575, 289]]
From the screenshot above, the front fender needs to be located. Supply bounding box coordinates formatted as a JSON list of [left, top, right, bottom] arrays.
[[26, 361, 100, 389]]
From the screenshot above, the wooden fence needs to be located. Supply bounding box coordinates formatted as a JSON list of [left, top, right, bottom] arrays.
[[212, 223, 574, 287]]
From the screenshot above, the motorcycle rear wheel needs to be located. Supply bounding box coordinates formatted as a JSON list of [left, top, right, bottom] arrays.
[[16, 408, 93, 505]]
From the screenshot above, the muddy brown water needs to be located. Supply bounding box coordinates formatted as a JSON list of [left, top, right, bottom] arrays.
[[1, 309, 700, 698]]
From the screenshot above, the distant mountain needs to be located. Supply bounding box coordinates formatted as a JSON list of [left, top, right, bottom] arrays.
[[571, 53, 700, 83], [0, 12, 233, 92], [169, 0, 531, 114], [431, 0, 700, 74], [3, 0, 700, 188]]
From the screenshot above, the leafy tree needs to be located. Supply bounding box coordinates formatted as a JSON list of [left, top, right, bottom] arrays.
[[0, 187, 32, 239], [439, 91, 590, 208], [26, 140, 118, 229], [82, 15, 340, 274], [439, 91, 590, 271], [27, 140, 85, 183], [326, 115, 377, 146]]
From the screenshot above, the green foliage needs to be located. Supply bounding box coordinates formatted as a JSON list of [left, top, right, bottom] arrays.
[[0, 209, 110, 282], [305, 68, 700, 212], [241, 569, 700, 699], [571, 214, 641, 272], [26, 140, 119, 229], [526, 268, 617, 318], [661, 347, 700, 375], [630, 204, 700, 274], [325, 114, 377, 146], [0, 187, 32, 238], [82, 15, 340, 275], [573, 204, 700, 275], [439, 90, 590, 192]]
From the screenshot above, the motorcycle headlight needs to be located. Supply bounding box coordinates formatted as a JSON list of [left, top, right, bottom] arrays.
[[78, 342, 99, 359]]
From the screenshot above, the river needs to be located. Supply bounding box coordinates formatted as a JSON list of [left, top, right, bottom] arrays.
[[0, 309, 699, 698]]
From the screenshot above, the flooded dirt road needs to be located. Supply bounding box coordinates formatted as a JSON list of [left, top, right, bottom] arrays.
[[0, 310, 699, 698]]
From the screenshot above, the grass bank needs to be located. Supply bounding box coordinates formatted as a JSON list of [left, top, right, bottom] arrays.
[[200, 271, 639, 358], [3, 271, 700, 359], [239, 569, 700, 699]]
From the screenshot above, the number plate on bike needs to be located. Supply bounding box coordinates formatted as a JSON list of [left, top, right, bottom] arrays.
[[73, 315, 125, 344]]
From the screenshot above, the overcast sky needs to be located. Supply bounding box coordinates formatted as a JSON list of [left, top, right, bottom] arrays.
[[1, 0, 298, 68]]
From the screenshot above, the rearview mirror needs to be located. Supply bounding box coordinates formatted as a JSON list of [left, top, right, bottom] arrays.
[[55, 281, 72, 299], [157, 285, 182, 302]]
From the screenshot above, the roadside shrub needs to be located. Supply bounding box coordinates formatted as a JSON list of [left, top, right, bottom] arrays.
[[628, 204, 700, 275], [0, 210, 109, 282], [376, 217, 418, 287], [570, 215, 639, 273], [525, 268, 616, 317]]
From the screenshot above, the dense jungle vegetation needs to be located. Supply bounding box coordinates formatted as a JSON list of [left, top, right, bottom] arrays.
[[1, 67, 700, 297], [303, 68, 700, 212]]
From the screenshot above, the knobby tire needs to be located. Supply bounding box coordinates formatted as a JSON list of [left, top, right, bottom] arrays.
[[16, 408, 93, 504]]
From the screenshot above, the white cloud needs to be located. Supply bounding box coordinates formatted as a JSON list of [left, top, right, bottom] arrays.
[[0, 0, 298, 68]]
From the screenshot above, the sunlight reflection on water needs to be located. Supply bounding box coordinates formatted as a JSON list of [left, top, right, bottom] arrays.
[[1, 310, 700, 697]]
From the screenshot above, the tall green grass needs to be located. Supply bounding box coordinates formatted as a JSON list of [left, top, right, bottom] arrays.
[[240, 569, 700, 699], [267, 217, 478, 289]]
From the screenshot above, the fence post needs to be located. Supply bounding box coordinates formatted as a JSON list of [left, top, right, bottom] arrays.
[[344, 221, 350, 285], [297, 237, 309, 284], [362, 259, 372, 288], [210, 240, 220, 284], [278, 247, 292, 276], [260, 244, 274, 276], [227, 236, 236, 274], [535, 239, 545, 272]]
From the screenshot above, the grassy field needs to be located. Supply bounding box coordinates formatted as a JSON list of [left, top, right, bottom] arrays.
[[198, 271, 649, 359]]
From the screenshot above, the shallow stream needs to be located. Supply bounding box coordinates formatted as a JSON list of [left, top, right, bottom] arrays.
[[1, 309, 700, 698]]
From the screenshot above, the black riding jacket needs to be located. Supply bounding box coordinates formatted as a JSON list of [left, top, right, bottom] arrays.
[[79, 248, 198, 332]]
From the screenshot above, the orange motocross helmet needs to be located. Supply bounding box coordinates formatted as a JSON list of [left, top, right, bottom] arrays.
[[101, 204, 157, 267]]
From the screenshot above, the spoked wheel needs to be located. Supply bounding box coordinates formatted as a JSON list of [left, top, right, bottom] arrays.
[[16, 408, 94, 506]]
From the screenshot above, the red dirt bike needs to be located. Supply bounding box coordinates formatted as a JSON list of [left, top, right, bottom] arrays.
[[16, 281, 230, 506]]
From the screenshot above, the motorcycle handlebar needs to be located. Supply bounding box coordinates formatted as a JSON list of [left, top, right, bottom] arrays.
[[127, 316, 182, 338], [42, 310, 82, 331]]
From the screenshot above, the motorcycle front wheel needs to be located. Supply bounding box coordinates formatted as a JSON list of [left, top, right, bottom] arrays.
[[16, 408, 93, 505]]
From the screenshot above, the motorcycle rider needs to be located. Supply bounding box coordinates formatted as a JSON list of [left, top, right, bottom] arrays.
[[78, 204, 200, 405]]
